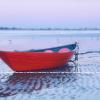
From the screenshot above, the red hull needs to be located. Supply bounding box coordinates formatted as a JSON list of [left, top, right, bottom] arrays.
[[0, 51, 74, 71]]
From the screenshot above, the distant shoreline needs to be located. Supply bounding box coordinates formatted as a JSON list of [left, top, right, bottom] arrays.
[[0, 27, 100, 31]]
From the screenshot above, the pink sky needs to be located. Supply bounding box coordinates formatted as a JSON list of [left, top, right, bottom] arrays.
[[0, 0, 100, 28]]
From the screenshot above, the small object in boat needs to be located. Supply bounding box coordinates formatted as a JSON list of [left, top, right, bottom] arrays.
[[59, 48, 70, 53], [44, 50, 54, 53]]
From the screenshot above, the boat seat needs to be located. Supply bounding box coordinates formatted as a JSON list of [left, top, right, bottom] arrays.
[[44, 50, 54, 53], [58, 48, 70, 53]]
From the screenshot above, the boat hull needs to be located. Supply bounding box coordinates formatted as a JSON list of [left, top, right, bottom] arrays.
[[0, 51, 74, 71]]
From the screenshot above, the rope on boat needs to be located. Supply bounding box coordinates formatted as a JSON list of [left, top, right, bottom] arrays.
[[68, 42, 79, 71], [69, 42, 79, 62], [75, 42, 79, 61]]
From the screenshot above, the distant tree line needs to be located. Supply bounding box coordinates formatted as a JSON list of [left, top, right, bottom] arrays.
[[0, 27, 100, 30]]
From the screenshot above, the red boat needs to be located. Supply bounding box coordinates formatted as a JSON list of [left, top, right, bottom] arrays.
[[0, 43, 77, 72]]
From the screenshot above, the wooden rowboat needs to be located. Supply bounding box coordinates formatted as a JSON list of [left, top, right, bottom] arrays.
[[0, 43, 77, 72]]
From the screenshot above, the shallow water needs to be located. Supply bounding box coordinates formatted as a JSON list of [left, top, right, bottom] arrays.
[[0, 30, 100, 100]]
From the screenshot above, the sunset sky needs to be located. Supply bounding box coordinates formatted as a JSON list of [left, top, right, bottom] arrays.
[[0, 0, 100, 28]]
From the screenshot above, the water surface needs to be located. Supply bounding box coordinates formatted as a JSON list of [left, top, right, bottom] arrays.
[[0, 30, 100, 100]]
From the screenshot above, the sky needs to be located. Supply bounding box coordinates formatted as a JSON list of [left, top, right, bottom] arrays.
[[0, 0, 100, 28]]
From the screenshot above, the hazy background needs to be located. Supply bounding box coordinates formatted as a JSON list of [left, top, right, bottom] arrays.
[[0, 0, 100, 28]]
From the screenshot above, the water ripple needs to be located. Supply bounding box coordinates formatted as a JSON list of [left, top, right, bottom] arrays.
[[0, 51, 100, 100]]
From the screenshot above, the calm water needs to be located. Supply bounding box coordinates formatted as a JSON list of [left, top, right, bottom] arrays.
[[0, 30, 100, 100]]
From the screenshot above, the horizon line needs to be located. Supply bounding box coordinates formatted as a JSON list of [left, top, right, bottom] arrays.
[[0, 27, 100, 31]]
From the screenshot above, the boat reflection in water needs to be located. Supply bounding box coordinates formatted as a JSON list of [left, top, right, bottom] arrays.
[[0, 64, 77, 97]]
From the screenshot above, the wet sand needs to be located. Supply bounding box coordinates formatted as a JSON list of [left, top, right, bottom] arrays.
[[0, 30, 100, 100], [0, 52, 100, 100]]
